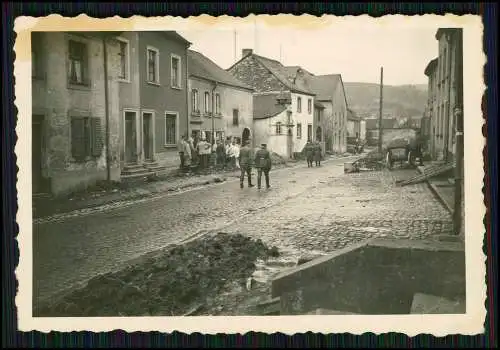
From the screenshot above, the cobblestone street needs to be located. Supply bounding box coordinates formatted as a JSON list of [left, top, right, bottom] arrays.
[[33, 155, 451, 309]]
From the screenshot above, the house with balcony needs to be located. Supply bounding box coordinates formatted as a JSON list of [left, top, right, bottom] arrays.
[[114, 31, 191, 178], [187, 50, 254, 146], [227, 49, 316, 158], [31, 31, 123, 196]]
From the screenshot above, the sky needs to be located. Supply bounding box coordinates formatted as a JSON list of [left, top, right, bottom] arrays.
[[178, 16, 444, 86]]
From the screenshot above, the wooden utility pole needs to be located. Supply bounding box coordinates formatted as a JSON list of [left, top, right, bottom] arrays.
[[378, 67, 384, 154], [233, 30, 237, 62], [453, 29, 464, 236]]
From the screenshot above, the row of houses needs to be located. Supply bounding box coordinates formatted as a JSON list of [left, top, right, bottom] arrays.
[[423, 28, 463, 162], [31, 31, 351, 197]]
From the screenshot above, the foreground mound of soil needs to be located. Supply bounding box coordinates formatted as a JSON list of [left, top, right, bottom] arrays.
[[37, 233, 277, 317]]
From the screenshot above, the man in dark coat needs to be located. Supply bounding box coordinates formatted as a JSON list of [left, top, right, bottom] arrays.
[[313, 141, 322, 167], [238, 140, 254, 189], [305, 141, 314, 168], [254, 143, 272, 190]]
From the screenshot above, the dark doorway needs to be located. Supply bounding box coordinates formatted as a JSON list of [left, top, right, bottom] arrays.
[[242, 127, 250, 145], [316, 126, 322, 142], [307, 124, 313, 142], [32, 115, 45, 194], [142, 112, 153, 160], [124, 111, 137, 163]]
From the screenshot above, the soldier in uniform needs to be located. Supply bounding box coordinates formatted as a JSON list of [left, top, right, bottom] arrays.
[[254, 143, 272, 190], [305, 141, 314, 168], [238, 140, 254, 189], [313, 141, 322, 167]]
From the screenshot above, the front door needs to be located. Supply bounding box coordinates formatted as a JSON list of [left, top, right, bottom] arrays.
[[143, 113, 153, 160], [124, 111, 137, 163], [32, 115, 44, 194], [287, 128, 293, 159]]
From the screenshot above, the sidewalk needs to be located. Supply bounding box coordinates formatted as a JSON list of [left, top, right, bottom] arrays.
[[417, 162, 455, 214], [32, 165, 276, 219]]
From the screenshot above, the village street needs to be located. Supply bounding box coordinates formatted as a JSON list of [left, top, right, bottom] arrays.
[[33, 155, 452, 311]]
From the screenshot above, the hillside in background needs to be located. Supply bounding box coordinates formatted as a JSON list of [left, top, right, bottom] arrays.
[[343, 82, 428, 119]]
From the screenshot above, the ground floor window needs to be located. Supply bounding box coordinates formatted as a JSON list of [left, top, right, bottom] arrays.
[[71, 116, 103, 161], [164, 112, 178, 146]]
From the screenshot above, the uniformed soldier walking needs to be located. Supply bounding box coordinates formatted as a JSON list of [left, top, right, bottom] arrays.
[[313, 141, 322, 167], [238, 140, 254, 189], [254, 143, 272, 190], [305, 141, 314, 168]]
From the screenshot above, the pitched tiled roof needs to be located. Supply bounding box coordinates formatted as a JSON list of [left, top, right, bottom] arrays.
[[314, 100, 325, 109], [162, 31, 192, 46], [424, 58, 438, 76], [304, 74, 342, 101], [253, 93, 290, 120], [252, 55, 314, 95], [188, 50, 253, 90]]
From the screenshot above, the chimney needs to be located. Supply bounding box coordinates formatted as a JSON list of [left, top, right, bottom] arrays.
[[242, 48, 253, 57]]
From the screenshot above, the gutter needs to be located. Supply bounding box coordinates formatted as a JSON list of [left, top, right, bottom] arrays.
[[211, 82, 218, 145], [103, 36, 111, 182], [444, 33, 453, 163], [186, 50, 190, 138]]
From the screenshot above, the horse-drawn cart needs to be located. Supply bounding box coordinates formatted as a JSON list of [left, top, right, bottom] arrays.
[[384, 138, 422, 170]]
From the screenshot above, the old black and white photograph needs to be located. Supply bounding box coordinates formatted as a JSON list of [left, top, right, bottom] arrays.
[[15, 14, 485, 335]]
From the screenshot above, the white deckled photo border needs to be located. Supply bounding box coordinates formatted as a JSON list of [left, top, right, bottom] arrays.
[[14, 14, 487, 336]]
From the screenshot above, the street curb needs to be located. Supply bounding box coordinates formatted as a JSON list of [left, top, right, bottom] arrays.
[[417, 166, 454, 215]]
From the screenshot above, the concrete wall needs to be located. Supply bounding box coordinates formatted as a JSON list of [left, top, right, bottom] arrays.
[[32, 32, 121, 196], [253, 110, 289, 158], [137, 32, 189, 168], [290, 92, 315, 153], [272, 238, 465, 315]]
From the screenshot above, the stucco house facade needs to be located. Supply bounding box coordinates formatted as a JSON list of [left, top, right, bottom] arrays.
[[227, 49, 316, 158], [424, 28, 463, 162], [347, 108, 361, 139], [187, 50, 254, 146], [115, 31, 191, 176], [301, 73, 349, 154], [31, 31, 122, 196]]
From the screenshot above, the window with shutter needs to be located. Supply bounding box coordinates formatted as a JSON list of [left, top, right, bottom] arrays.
[[71, 117, 92, 161], [91, 117, 104, 157]]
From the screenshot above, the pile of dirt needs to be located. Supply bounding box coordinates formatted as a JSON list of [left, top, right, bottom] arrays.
[[36, 233, 279, 317]]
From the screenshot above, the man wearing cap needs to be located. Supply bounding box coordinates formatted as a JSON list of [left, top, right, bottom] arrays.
[[238, 140, 254, 189], [254, 143, 272, 190]]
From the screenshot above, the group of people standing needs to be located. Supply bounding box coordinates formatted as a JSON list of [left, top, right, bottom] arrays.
[[304, 141, 323, 168], [177, 135, 249, 173], [178, 136, 273, 189]]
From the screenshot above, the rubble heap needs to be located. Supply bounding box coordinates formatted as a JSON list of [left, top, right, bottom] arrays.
[[37, 233, 277, 317]]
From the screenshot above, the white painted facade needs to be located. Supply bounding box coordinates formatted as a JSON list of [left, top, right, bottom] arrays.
[[290, 92, 315, 153]]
